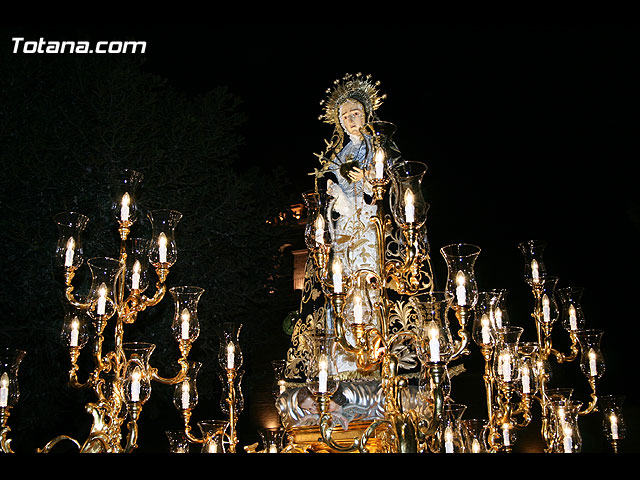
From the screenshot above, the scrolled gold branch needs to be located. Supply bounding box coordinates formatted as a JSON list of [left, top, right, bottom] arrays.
[[150, 357, 189, 386]]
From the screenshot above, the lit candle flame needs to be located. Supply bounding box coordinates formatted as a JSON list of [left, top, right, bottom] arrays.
[[569, 304, 577, 330], [318, 354, 328, 393], [226, 343, 235, 369], [181, 308, 190, 340], [332, 259, 343, 294], [531, 259, 540, 283], [181, 380, 190, 408], [314, 215, 325, 245], [120, 192, 130, 222], [374, 149, 384, 179], [455, 271, 466, 306], [96, 283, 107, 315], [353, 294, 363, 324], [428, 324, 440, 362], [131, 260, 141, 290], [0, 372, 8, 407], [70, 316, 79, 347], [404, 188, 415, 223], [588, 348, 598, 376], [64, 237, 75, 267], [158, 232, 168, 263], [131, 366, 141, 402]]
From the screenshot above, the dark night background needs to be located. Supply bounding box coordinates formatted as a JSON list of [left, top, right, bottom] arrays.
[[1, 24, 638, 455]]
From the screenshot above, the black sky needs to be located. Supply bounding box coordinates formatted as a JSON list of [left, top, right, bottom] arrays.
[[4, 24, 639, 315]]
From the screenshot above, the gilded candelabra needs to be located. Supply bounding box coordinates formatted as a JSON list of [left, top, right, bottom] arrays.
[[293, 121, 476, 453], [0, 169, 243, 454], [278, 121, 627, 454]]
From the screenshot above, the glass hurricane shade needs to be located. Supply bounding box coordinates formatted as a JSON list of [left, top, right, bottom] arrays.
[[170, 286, 204, 344], [54, 211, 89, 269], [110, 169, 143, 225], [389, 161, 429, 229], [440, 243, 481, 309], [147, 209, 182, 268]]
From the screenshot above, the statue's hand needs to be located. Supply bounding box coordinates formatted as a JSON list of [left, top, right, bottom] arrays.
[[348, 167, 364, 183]]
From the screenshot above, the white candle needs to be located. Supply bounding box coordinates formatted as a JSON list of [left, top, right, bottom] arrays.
[[374, 149, 384, 179], [588, 348, 597, 376], [531, 259, 540, 283], [180, 308, 190, 340], [481, 314, 491, 344], [268, 444, 278, 453], [332, 259, 343, 294], [96, 284, 107, 315], [542, 294, 551, 322], [278, 379, 286, 394], [501, 353, 512, 382], [502, 424, 510, 446], [158, 232, 168, 263], [181, 381, 190, 408], [455, 271, 466, 306], [428, 325, 440, 362], [64, 237, 75, 267], [557, 407, 566, 428], [569, 305, 577, 330], [495, 308, 503, 328], [131, 367, 141, 402], [521, 366, 531, 394], [563, 427, 573, 453], [120, 192, 130, 222], [226, 343, 235, 369], [404, 188, 415, 223], [70, 317, 79, 347], [314, 215, 325, 245], [610, 415, 619, 440], [353, 294, 363, 324], [444, 427, 454, 453], [318, 356, 328, 393], [0, 372, 9, 407], [472, 438, 481, 453], [131, 260, 141, 290]]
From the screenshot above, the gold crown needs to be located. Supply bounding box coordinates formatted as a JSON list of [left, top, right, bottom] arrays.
[[319, 72, 386, 125]]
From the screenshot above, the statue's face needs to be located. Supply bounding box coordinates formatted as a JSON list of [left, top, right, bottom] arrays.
[[339, 99, 365, 137]]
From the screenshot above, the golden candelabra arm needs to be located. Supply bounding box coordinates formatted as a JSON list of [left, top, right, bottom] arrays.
[[1, 408, 14, 453], [150, 357, 189, 385], [67, 346, 93, 390], [578, 377, 599, 416], [480, 345, 495, 424], [225, 368, 239, 453], [449, 306, 471, 360], [37, 435, 82, 453], [513, 394, 533, 428], [180, 409, 203, 444], [123, 403, 141, 453], [549, 331, 580, 364], [118, 276, 168, 326], [140, 276, 168, 309], [64, 272, 92, 311], [420, 361, 447, 437]]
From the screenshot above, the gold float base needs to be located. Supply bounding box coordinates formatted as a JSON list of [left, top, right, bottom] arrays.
[[284, 421, 384, 453]]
